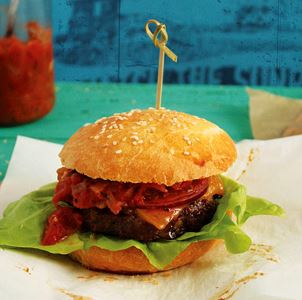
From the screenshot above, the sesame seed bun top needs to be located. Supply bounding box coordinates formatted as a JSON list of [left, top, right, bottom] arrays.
[[59, 108, 236, 185]]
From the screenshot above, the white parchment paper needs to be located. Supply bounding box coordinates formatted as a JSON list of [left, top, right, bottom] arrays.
[[0, 135, 302, 300]]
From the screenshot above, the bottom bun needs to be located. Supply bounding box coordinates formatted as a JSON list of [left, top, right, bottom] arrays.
[[70, 240, 219, 274]]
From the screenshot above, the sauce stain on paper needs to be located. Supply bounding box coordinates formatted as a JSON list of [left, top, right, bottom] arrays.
[[58, 288, 93, 300], [77, 271, 102, 280], [237, 148, 258, 180], [215, 271, 264, 300], [136, 275, 159, 285], [77, 270, 161, 285], [160, 271, 172, 278], [103, 276, 119, 282], [213, 243, 278, 300], [77, 271, 119, 282], [249, 243, 279, 263]]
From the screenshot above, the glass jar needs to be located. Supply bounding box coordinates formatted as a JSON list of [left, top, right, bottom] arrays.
[[0, 0, 55, 126]]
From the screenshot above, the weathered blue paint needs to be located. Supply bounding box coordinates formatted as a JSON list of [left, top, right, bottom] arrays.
[[52, 0, 302, 86]]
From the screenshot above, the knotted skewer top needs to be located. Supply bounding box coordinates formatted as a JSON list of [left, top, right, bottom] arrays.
[[145, 19, 177, 62]]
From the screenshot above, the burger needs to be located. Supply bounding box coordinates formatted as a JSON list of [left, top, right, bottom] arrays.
[[0, 108, 283, 274]]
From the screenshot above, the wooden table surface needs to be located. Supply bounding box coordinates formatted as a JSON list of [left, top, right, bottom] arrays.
[[1, 83, 301, 181]]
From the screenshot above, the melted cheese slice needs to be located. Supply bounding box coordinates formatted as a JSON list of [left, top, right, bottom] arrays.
[[136, 207, 184, 230], [201, 175, 224, 201], [136, 176, 224, 230]]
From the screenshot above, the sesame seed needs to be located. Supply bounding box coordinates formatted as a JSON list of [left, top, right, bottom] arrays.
[[170, 149, 175, 155], [183, 151, 190, 156], [83, 123, 91, 127], [136, 120, 148, 126], [150, 139, 155, 144], [122, 137, 127, 141], [132, 141, 138, 145], [186, 140, 192, 145], [183, 136, 190, 141], [94, 136, 100, 140], [112, 141, 118, 145], [195, 137, 200, 142], [137, 140, 143, 144], [177, 124, 181, 128], [115, 149, 122, 154], [118, 124, 124, 129], [131, 132, 138, 135], [130, 136, 139, 140], [107, 135, 113, 138]]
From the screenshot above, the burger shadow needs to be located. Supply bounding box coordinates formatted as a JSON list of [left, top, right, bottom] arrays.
[[2, 243, 230, 287], [2, 246, 83, 272]]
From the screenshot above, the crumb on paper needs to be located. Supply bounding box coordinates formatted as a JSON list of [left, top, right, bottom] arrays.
[[16, 265, 32, 275], [214, 271, 265, 300], [58, 288, 93, 300]]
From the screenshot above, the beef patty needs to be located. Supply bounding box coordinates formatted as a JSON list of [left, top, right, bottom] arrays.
[[82, 196, 219, 242]]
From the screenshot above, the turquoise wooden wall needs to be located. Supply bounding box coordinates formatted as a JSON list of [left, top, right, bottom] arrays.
[[52, 0, 302, 86]]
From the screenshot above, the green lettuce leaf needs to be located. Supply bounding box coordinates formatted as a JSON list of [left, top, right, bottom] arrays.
[[0, 176, 284, 270]]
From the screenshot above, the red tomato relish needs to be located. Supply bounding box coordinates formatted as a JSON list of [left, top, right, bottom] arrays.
[[41, 167, 210, 245], [0, 22, 55, 125]]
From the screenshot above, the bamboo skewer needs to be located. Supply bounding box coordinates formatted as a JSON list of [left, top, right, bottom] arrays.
[[156, 49, 165, 109], [145, 19, 177, 109]]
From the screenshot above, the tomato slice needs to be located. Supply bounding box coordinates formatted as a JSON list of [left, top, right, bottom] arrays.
[[135, 178, 209, 208], [41, 207, 83, 245]]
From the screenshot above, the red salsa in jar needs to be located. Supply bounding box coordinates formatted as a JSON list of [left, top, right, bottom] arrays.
[[0, 22, 55, 125]]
